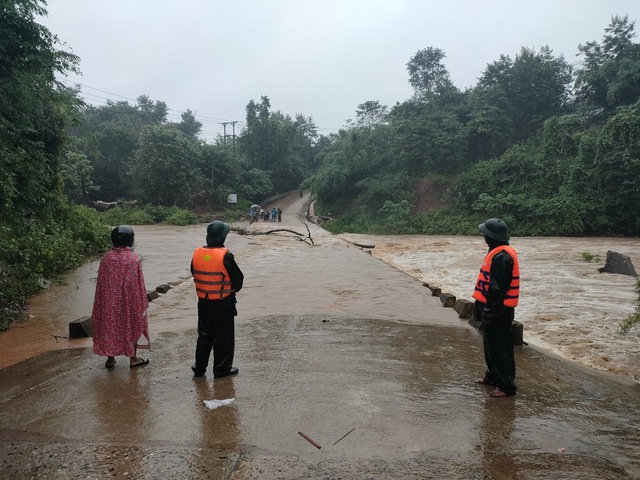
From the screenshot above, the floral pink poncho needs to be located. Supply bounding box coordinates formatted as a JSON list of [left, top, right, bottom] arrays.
[[92, 247, 150, 357]]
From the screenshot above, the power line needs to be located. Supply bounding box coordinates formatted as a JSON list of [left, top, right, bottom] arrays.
[[57, 78, 242, 126], [57, 78, 342, 135]]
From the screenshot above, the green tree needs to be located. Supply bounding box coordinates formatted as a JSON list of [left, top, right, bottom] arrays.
[[305, 114, 397, 213], [390, 100, 467, 175], [293, 113, 321, 173], [176, 109, 202, 138], [60, 151, 96, 204], [348, 100, 389, 129], [85, 123, 137, 200], [576, 15, 640, 111], [591, 101, 640, 234], [303, 151, 351, 212], [1, 0, 109, 329], [200, 142, 239, 189], [1, 0, 79, 219], [238, 168, 273, 202], [462, 89, 512, 162], [71, 97, 168, 200], [128, 125, 203, 205], [136, 94, 168, 124], [239, 96, 315, 193], [475, 46, 572, 144], [356, 172, 410, 212], [196, 141, 247, 208], [406, 47, 460, 101], [240, 96, 270, 170], [450, 138, 589, 236]]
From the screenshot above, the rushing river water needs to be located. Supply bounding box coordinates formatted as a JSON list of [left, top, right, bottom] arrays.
[[1, 196, 639, 384], [340, 233, 640, 384]]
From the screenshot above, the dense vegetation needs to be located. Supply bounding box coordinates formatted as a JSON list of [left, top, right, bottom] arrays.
[[2, 1, 639, 330], [0, 1, 111, 329], [64, 94, 324, 210], [305, 16, 640, 237]]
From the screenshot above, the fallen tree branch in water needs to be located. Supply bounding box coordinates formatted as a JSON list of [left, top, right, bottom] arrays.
[[233, 222, 315, 246]]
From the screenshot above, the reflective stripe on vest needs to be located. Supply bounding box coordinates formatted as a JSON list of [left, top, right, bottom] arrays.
[[192, 247, 233, 300], [472, 245, 520, 307]]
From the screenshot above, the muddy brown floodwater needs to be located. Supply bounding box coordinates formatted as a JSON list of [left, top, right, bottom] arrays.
[[339, 233, 640, 384], [1, 191, 639, 479]]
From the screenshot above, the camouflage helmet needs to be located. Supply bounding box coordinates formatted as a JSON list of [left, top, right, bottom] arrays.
[[479, 218, 510, 242], [206, 220, 231, 246]]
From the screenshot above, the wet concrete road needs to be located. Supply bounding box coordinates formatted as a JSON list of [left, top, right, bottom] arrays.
[[2, 316, 640, 478], [1, 194, 640, 478]]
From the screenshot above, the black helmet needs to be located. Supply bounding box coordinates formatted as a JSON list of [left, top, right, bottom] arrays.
[[111, 225, 135, 247], [479, 218, 510, 242]]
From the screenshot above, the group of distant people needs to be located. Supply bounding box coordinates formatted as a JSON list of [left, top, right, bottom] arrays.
[[249, 205, 282, 224], [91, 215, 520, 398]]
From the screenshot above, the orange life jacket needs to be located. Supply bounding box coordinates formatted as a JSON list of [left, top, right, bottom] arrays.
[[472, 245, 520, 307], [192, 247, 233, 300]]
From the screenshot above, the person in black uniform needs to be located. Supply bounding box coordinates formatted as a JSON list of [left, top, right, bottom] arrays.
[[191, 221, 244, 378], [472, 218, 520, 397]]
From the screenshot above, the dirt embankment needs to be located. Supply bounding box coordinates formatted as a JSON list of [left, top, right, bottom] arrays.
[[410, 178, 447, 214]]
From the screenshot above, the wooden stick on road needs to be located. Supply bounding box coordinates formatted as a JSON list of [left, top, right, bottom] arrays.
[[298, 431, 322, 449], [332, 427, 355, 446]]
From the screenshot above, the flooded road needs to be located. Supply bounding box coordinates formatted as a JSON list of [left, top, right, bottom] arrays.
[[1, 192, 640, 478], [339, 233, 640, 383]]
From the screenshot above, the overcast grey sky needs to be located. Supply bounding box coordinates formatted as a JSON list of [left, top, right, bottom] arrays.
[[40, 0, 640, 142]]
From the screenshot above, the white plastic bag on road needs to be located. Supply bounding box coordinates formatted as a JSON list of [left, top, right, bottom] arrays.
[[203, 398, 236, 410]]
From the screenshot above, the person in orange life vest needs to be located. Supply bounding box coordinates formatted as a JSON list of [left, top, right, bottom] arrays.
[[191, 221, 244, 378], [472, 218, 520, 398]]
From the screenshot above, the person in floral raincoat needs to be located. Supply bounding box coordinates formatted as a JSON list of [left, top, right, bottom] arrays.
[[92, 225, 150, 369]]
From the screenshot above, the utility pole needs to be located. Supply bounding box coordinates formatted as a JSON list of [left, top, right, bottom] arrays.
[[231, 121, 236, 153], [220, 121, 238, 153], [221, 121, 229, 144]]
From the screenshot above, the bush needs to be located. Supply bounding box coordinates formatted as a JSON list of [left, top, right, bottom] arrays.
[[619, 278, 640, 334], [411, 210, 480, 235], [580, 252, 601, 262], [98, 205, 208, 226], [66, 205, 113, 256], [165, 209, 198, 226], [0, 204, 110, 331], [99, 206, 155, 225], [323, 208, 378, 234], [324, 206, 483, 236], [214, 205, 249, 223]]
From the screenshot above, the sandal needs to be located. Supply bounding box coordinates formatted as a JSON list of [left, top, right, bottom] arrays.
[[130, 358, 149, 368], [489, 388, 510, 398], [475, 378, 494, 386]]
